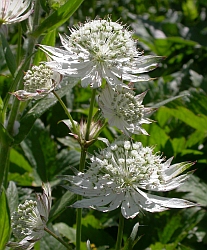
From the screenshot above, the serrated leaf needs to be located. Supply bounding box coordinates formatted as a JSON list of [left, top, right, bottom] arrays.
[[164, 106, 207, 132], [31, 0, 84, 38], [0, 189, 11, 250], [176, 175, 207, 206]]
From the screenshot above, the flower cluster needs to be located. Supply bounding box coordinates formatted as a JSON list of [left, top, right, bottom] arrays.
[[7, 183, 52, 249], [99, 84, 154, 135], [0, 0, 33, 26], [40, 18, 163, 88], [61, 137, 195, 219], [11, 64, 62, 101]]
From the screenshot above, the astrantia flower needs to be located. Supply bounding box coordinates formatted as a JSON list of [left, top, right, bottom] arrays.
[[7, 183, 52, 250], [99, 84, 154, 135], [40, 18, 163, 88], [11, 64, 62, 101], [61, 137, 196, 219], [0, 0, 33, 26]]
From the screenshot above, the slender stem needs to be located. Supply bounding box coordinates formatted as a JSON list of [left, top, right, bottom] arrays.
[[115, 212, 125, 250], [85, 89, 96, 140], [76, 89, 97, 250], [52, 90, 78, 135], [44, 227, 72, 250]]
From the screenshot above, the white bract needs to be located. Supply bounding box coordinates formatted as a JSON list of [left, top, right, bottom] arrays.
[[11, 64, 62, 101], [7, 183, 52, 250], [99, 84, 154, 135], [40, 18, 163, 88], [61, 137, 195, 219], [0, 0, 33, 25]]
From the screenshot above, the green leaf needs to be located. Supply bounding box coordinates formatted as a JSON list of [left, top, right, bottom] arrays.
[[8, 148, 34, 186], [137, 123, 169, 149], [10, 148, 32, 172], [163, 106, 207, 132], [159, 213, 182, 244], [39, 224, 66, 250], [149, 242, 175, 250], [6, 181, 19, 215], [0, 123, 14, 146], [31, 0, 84, 38], [1, 33, 17, 76], [152, 93, 190, 109], [53, 222, 76, 243], [49, 191, 76, 223], [171, 137, 186, 156], [0, 189, 11, 250], [20, 119, 57, 183], [177, 175, 207, 206], [33, 30, 57, 65]]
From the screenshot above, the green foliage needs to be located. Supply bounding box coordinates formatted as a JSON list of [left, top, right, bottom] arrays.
[[0, 190, 10, 249]]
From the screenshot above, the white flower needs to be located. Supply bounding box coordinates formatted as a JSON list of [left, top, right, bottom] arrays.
[[11, 64, 62, 101], [61, 137, 196, 219], [99, 84, 154, 135], [0, 0, 33, 25], [40, 18, 163, 88], [7, 183, 52, 250]]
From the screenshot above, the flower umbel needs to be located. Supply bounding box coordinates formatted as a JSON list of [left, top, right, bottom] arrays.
[[40, 18, 163, 88], [0, 0, 33, 26], [61, 137, 196, 219], [11, 64, 62, 101], [99, 84, 154, 135], [7, 183, 52, 250]]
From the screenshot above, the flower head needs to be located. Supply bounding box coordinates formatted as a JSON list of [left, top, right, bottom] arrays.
[[61, 137, 195, 219], [11, 64, 62, 101], [40, 18, 163, 88], [7, 183, 52, 250], [99, 84, 154, 135], [0, 0, 33, 26]]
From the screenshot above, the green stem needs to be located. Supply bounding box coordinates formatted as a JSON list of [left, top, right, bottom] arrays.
[[115, 212, 125, 250], [76, 147, 87, 250], [52, 90, 78, 135], [44, 227, 72, 250], [85, 89, 96, 140], [76, 89, 97, 250]]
